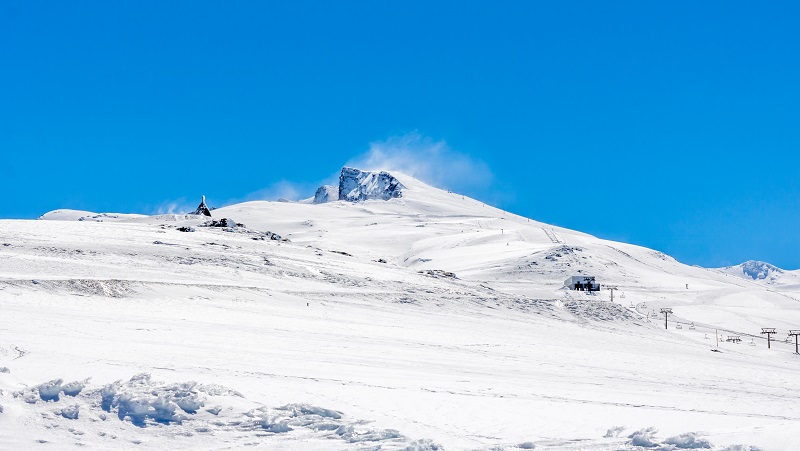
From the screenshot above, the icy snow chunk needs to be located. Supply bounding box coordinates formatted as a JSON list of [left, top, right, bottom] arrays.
[[96, 374, 202, 426], [62, 379, 88, 397], [335, 421, 404, 443], [38, 379, 64, 402], [278, 403, 342, 419], [173, 392, 205, 414], [604, 426, 625, 437], [0, 367, 9, 373], [628, 427, 658, 447], [59, 404, 80, 420], [664, 432, 712, 449], [116, 392, 187, 426], [259, 417, 293, 433]]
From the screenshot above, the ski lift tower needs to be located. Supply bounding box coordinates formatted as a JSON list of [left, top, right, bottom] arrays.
[[789, 330, 800, 354], [660, 308, 673, 330], [607, 286, 618, 302], [761, 328, 777, 349]]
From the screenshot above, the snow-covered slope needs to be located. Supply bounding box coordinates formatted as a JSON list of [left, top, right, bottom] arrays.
[[3, 168, 800, 450], [38, 209, 147, 222]]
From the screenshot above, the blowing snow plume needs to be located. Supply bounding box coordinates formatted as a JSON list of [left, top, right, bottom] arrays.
[[346, 132, 493, 195]]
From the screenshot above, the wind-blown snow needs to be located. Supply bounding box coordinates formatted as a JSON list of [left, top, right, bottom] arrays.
[[2, 168, 799, 450]]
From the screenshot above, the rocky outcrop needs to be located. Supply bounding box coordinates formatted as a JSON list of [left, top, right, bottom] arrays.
[[338, 167, 405, 202], [193, 196, 212, 217], [202, 218, 243, 228], [313, 185, 338, 204], [310, 168, 406, 204]]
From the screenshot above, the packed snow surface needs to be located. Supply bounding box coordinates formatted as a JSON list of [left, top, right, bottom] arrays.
[[3, 169, 800, 450]]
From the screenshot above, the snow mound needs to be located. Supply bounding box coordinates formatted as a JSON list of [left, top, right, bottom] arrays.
[[664, 432, 713, 449], [338, 167, 405, 202], [626, 428, 715, 449], [628, 426, 659, 447], [14, 378, 88, 403]]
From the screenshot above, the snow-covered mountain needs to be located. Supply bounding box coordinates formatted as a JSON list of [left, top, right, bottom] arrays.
[[719, 260, 782, 282], [3, 167, 799, 450]]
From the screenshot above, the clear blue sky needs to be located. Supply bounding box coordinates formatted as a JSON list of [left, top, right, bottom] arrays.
[[2, 1, 799, 269]]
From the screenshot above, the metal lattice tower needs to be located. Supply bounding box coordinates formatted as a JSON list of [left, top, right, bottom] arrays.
[[789, 330, 800, 354], [607, 286, 618, 302], [660, 308, 673, 330], [761, 328, 777, 349]]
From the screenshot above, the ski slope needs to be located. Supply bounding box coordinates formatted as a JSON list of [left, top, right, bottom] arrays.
[[1, 170, 799, 450]]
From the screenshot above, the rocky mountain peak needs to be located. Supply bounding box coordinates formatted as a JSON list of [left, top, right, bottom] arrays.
[[338, 167, 405, 202]]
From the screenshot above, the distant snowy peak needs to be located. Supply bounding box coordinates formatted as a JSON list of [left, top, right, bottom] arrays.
[[738, 260, 783, 280], [719, 260, 786, 283]]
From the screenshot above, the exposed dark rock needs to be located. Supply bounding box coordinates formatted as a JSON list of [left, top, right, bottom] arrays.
[[419, 269, 457, 279], [193, 196, 212, 217], [251, 231, 286, 241], [203, 218, 244, 228]]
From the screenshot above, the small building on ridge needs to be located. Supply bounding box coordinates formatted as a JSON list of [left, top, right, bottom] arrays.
[[564, 275, 600, 291]]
